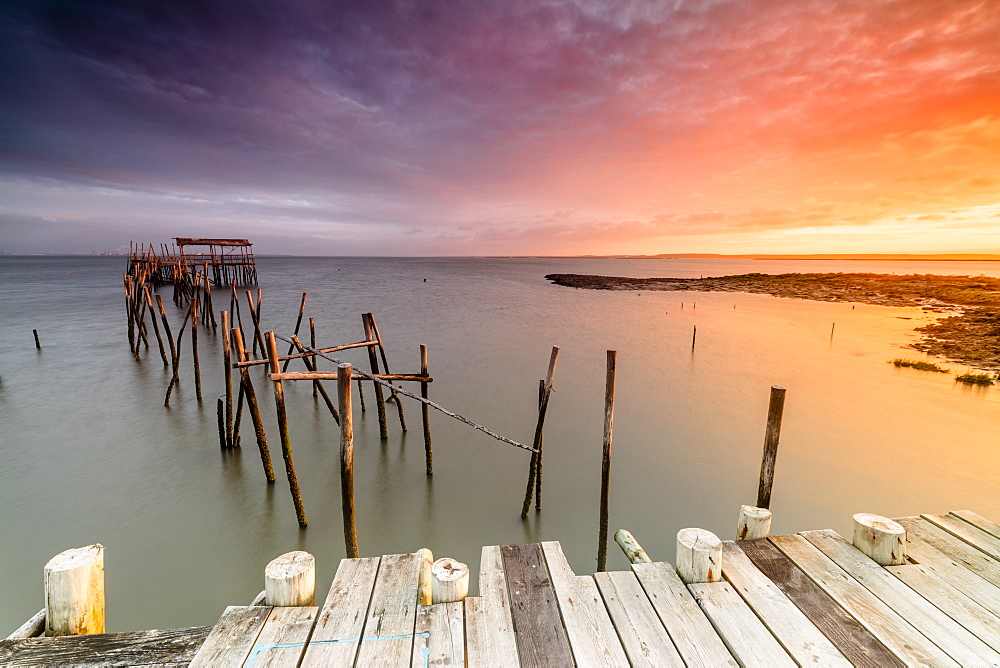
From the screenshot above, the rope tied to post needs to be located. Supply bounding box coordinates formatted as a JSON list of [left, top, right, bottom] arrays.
[[272, 334, 536, 453]]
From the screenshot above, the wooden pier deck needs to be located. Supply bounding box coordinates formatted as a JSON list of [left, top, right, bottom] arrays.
[[3, 511, 999, 666]]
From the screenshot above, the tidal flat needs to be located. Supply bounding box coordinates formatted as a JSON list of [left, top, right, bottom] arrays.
[[547, 272, 1000, 369]]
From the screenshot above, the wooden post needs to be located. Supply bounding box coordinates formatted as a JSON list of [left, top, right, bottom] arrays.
[[309, 318, 318, 397], [614, 529, 652, 564], [737, 505, 772, 541], [231, 378, 245, 448], [163, 300, 192, 407], [266, 331, 307, 526], [756, 385, 787, 509], [853, 513, 906, 566], [264, 551, 315, 606], [420, 344, 432, 475], [337, 362, 359, 557], [521, 346, 560, 517], [216, 396, 226, 450], [676, 528, 722, 583], [281, 293, 308, 372], [367, 313, 406, 431], [597, 349, 616, 571], [44, 545, 105, 636], [191, 298, 202, 401], [222, 311, 233, 447], [246, 290, 265, 357], [361, 314, 388, 439], [143, 287, 169, 367], [416, 548, 434, 605], [33, 329, 40, 350], [691, 325, 697, 350], [430, 558, 469, 603], [154, 294, 177, 372], [234, 328, 274, 482]]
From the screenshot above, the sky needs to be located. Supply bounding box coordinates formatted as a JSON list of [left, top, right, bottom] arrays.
[[1, 0, 999, 256]]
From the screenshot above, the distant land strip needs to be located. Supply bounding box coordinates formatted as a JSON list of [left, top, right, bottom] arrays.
[[494, 253, 1000, 261], [545, 272, 1000, 370]]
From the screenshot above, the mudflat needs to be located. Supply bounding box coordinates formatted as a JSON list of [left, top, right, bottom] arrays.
[[546, 272, 1000, 370]]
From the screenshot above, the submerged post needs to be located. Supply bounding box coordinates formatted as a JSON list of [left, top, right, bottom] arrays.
[[337, 362, 359, 558], [520, 346, 560, 517], [234, 328, 274, 482], [362, 314, 388, 438], [756, 385, 786, 509], [44, 545, 105, 636], [597, 349, 617, 571], [33, 329, 40, 350], [420, 344, 433, 475], [222, 311, 233, 447], [266, 331, 307, 526]]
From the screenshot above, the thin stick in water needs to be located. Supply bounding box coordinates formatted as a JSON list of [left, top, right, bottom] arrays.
[[597, 349, 617, 572]]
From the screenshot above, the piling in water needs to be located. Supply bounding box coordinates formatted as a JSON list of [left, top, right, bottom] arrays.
[[266, 331, 307, 526], [337, 362, 359, 558], [597, 350, 616, 571], [756, 385, 787, 509], [234, 328, 274, 482]]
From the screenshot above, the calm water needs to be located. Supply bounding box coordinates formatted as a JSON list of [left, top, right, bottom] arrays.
[[1, 255, 998, 633]]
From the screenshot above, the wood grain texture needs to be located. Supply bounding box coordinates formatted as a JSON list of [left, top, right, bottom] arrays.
[[301, 556, 379, 667], [922, 513, 1000, 560], [247, 606, 318, 668], [688, 581, 796, 668], [502, 543, 574, 668], [540, 541, 628, 667], [631, 561, 737, 666], [411, 602, 463, 668], [738, 538, 903, 668], [0, 626, 211, 666], [720, 541, 849, 666], [896, 516, 1000, 588], [593, 570, 684, 667], [770, 534, 958, 667], [888, 562, 1000, 653], [465, 546, 518, 667], [189, 606, 270, 668], [802, 529, 1000, 665], [950, 510, 1000, 540], [354, 552, 421, 667]]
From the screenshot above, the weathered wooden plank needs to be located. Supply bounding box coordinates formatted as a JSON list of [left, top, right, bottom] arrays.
[[502, 543, 574, 667], [355, 552, 421, 667], [301, 556, 379, 667], [720, 541, 850, 665], [5, 609, 44, 640], [802, 529, 1000, 665], [0, 626, 211, 666], [631, 561, 738, 666], [411, 602, 463, 668], [896, 516, 1000, 588], [189, 606, 271, 668], [923, 513, 1000, 561], [539, 541, 628, 667], [893, 533, 1000, 616], [950, 510, 1000, 540], [593, 570, 685, 667], [465, 546, 519, 667], [244, 606, 318, 668], [770, 534, 959, 667], [888, 562, 1000, 653], [688, 581, 796, 668], [738, 538, 904, 668]]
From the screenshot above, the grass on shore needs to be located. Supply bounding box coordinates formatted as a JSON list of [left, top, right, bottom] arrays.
[[955, 372, 996, 386], [890, 359, 949, 373]]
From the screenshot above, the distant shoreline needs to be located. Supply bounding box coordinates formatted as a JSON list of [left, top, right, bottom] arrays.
[[546, 271, 1000, 370]]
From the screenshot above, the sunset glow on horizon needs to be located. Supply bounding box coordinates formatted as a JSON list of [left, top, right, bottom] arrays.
[[2, 1, 999, 255]]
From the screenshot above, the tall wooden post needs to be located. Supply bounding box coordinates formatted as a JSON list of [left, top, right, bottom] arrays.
[[191, 298, 202, 401], [143, 287, 169, 367], [266, 331, 306, 525], [756, 385, 787, 509], [309, 318, 318, 398], [362, 314, 388, 439], [420, 344, 433, 475], [234, 328, 274, 482], [337, 362, 359, 558], [597, 350, 617, 571], [521, 346, 560, 517], [221, 311, 233, 447], [367, 312, 406, 431]]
